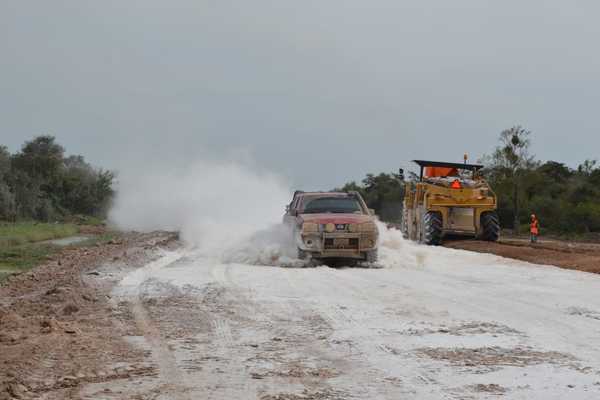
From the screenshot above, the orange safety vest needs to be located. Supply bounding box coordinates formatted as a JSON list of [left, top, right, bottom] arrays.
[[530, 219, 539, 235]]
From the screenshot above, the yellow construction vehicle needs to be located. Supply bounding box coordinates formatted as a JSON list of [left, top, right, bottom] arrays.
[[401, 160, 499, 245]]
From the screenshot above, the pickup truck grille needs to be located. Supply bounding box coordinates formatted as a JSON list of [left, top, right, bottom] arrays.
[[324, 238, 359, 250]]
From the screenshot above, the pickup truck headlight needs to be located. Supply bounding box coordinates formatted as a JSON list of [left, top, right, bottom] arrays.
[[302, 222, 319, 233], [325, 223, 336, 233]]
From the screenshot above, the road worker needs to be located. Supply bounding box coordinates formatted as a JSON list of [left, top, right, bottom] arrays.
[[530, 214, 539, 243]]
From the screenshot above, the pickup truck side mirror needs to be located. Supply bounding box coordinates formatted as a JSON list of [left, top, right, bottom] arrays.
[[369, 208, 376, 216]]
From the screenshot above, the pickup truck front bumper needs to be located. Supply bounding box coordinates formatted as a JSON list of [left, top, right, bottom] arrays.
[[297, 232, 377, 259]]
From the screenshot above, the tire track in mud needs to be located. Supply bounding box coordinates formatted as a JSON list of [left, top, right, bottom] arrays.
[[129, 289, 190, 399], [199, 263, 255, 399], [347, 264, 589, 346], [280, 267, 408, 399], [22, 347, 60, 389], [112, 252, 191, 400], [254, 268, 353, 398], [315, 267, 554, 397], [215, 263, 352, 397], [211, 318, 234, 347], [318, 265, 600, 398], [100, 247, 600, 399], [199, 265, 351, 398], [387, 243, 600, 334], [208, 264, 240, 351], [305, 267, 442, 398]]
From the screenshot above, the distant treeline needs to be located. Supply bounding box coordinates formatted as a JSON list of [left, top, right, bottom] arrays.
[[0, 136, 114, 222], [482, 127, 600, 234], [338, 127, 600, 235], [336, 173, 404, 223]]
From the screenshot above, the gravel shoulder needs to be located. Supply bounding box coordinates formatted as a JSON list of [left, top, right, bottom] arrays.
[[0, 231, 178, 400]]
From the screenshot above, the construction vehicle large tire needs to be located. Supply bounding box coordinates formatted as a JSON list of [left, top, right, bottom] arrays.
[[480, 211, 500, 241], [422, 211, 443, 245]]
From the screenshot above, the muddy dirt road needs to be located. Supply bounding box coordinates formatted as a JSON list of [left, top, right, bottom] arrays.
[[446, 238, 600, 274], [3, 230, 600, 399]]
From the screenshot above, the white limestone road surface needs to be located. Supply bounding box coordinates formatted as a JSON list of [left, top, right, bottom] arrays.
[[84, 230, 600, 399]]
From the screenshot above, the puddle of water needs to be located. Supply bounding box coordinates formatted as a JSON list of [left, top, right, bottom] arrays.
[[42, 235, 91, 246]]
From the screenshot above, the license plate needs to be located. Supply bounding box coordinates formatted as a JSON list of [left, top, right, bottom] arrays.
[[333, 238, 350, 248]]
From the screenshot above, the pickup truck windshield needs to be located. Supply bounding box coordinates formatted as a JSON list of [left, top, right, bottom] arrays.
[[302, 197, 363, 214]]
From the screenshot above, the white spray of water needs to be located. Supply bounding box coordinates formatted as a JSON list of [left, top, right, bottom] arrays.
[[375, 221, 514, 272], [109, 159, 430, 268], [376, 221, 426, 269], [109, 160, 297, 262]]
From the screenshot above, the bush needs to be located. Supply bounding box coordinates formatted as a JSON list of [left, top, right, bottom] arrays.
[[485, 156, 600, 235], [568, 202, 600, 233], [0, 136, 114, 222], [0, 182, 16, 221]]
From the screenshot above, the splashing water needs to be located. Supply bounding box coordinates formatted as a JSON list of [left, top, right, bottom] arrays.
[[109, 160, 292, 254], [109, 159, 436, 268]]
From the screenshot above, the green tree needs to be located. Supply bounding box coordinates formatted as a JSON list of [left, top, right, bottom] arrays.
[[0, 135, 115, 221], [0, 146, 16, 220], [10, 135, 66, 219], [485, 126, 536, 232], [337, 172, 404, 222], [0, 145, 10, 177], [60, 156, 115, 216], [12, 135, 65, 181]]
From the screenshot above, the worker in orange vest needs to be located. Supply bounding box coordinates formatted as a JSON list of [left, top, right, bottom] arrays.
[[530, 214, 540, 243]]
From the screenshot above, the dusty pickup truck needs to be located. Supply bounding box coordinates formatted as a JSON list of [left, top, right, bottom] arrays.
[[284, 191, 379, 263]]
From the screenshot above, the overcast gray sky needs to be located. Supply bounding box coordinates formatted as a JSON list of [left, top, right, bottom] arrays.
[[1, 0, 599, 189]]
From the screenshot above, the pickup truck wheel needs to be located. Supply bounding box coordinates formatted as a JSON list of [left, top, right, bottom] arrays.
[[365, 250, 378, 263], [297, 248, 308, 260]]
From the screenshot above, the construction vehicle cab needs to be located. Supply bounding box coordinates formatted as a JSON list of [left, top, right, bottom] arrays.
[[402, 160, 499, 245]]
